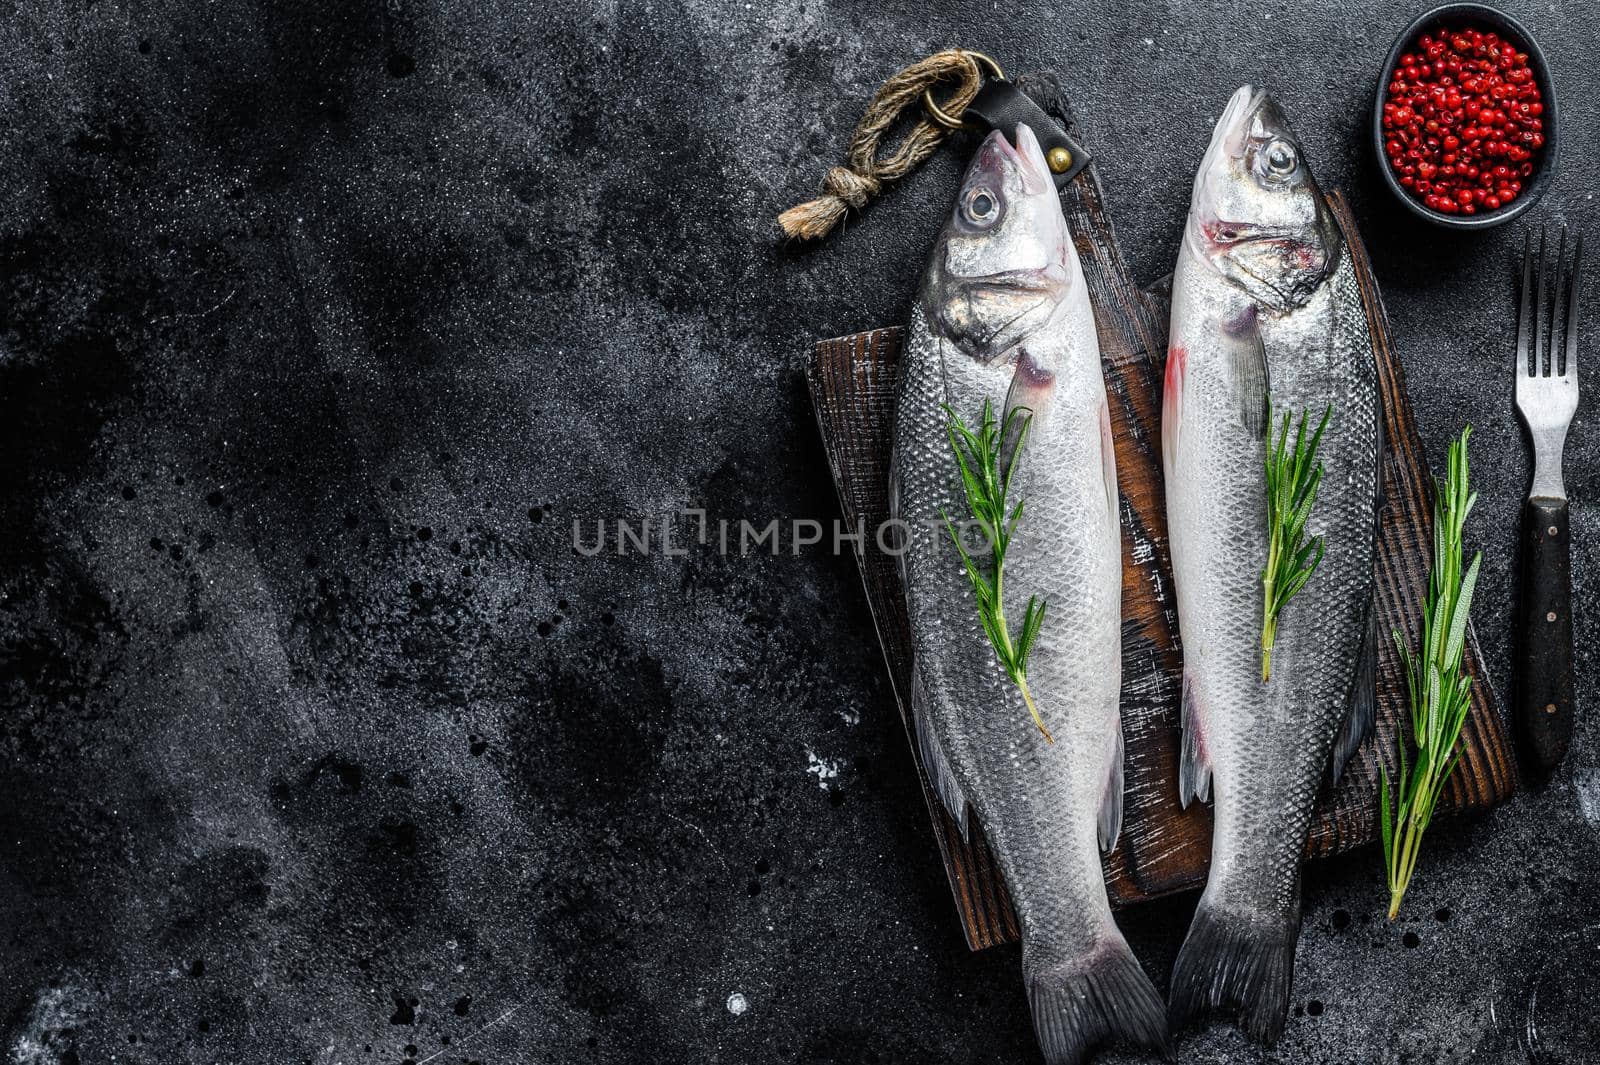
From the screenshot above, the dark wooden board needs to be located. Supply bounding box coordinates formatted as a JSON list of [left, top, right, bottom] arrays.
[[805, 178, 1516, 951]]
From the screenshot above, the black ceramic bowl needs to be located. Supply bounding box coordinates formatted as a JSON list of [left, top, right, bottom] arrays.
[[1372, 3, 1558, 230]]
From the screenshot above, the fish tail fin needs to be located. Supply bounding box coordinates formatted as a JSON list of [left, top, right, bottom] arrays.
[[1025, 936, 1172, 1065], [1168, 894, 1300, 1045]]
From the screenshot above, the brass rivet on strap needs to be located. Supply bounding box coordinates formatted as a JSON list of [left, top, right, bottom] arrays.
[[1547, 611, 1558, 622], [1046, 146, 1073, 173], [1547, 703, 1558, 714]]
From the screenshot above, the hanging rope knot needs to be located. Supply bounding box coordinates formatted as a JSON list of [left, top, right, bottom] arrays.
[[777, 49, 995, 241], [822, 166, 879, 209]]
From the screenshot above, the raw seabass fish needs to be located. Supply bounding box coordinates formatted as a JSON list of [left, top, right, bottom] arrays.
[[890, 124, 1167, 1065], [1161, 85, 1381, 1043]]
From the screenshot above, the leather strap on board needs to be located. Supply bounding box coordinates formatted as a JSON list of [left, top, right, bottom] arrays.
[[961, 79, 1092, 187]]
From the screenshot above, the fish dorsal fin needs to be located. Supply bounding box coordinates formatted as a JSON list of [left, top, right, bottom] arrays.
[[886, 446, 909, 590], [1177, 669, 1212, 808], [1331, 590, 1380, 785], [1098, 399, 1119, 521], [1099, 722, 1125, 852], [1374, 348, 1389, 519], [911, 664, 970, 842], [1333, 343, 1386, 785], [1225, 306, 1270, 437]]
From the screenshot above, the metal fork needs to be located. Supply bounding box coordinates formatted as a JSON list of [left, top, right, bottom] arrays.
[[1514, 224, 1582, 772]]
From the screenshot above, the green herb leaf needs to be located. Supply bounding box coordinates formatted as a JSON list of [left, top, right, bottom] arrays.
[[1016, 596, 1047, 671], [1259, 403, 1332, 681], [1378, 763, 1394, 864], [943, 401, 1053, 744], [1382, 426, 1478, 919]]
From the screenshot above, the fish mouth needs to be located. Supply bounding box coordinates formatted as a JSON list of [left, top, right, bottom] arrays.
[[1199, 219, 1299, 248], [1185, 85, 1269, 256], [1211, 84, 1268, 160], [1185, 212, 1292, 267], [974, 123, 1053, 195], [955, 264, 1070, 297], [1009, 123, 1054, 194], [1190, 84, 1272, 202]]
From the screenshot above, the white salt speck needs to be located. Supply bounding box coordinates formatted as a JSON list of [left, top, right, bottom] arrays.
[[806, 750, 842, 788], [1142, 38, 1154, 46], [1575, 770, 1600, 824], [838, 706, 861, 727], [726, 992, 749, 1015]]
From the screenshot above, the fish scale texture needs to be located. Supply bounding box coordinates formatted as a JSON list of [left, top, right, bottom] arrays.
[[895, 303, 1123, 959], [1170, 251, 1378, 916]]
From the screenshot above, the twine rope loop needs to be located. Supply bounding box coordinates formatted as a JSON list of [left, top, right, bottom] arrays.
[[777, 50, 990, 240]]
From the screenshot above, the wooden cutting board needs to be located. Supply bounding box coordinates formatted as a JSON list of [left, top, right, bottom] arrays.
[[805, 118, 1515, 950]]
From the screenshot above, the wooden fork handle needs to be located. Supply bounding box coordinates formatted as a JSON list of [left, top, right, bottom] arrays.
[[1517, 496, 1575, 772]]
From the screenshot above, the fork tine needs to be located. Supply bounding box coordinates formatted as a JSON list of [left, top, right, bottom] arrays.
[[1565, 230, 1583, 381], [1519, 229, 1534, 376], [1552, 226, 1568, 377], [1536, 225, 1551, 375]]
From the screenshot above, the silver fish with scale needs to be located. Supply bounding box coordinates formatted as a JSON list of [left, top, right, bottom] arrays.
[[890, 124, 1167, 1065], [1162, 85, 1381, 1044]]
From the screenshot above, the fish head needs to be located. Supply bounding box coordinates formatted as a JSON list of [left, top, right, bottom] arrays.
[[1188, 85, 1339, 311], [923, 124, 1072, 362]]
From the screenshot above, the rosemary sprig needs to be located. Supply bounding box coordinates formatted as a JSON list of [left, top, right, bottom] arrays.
[[1260, 403, 1333, 681], [1381, 427, 1481, 920], [940, 399, 1052, 744]]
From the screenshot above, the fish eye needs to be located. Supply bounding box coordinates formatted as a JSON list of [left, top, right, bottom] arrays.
[[962, 186, 1000, 227], [1263, 139, 1297, 175]]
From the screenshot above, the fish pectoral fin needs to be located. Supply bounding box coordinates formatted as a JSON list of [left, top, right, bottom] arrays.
[[887, 448, 909, 590], [1161, 344, 1183, 478], [1098, 721, 1125, 852], [1330, 596, 1379, 784], [1177, 670, 1212, 809], [1000, 349, 1053, 479], [911, 664, 970, 842], [1224, 308, 1270, 437]]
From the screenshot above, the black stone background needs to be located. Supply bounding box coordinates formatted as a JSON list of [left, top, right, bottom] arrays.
[[2, 1, 1598, 1063]]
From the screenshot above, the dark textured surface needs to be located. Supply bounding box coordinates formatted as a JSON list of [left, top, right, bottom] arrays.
[[2, 2, 1598, 1063]]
